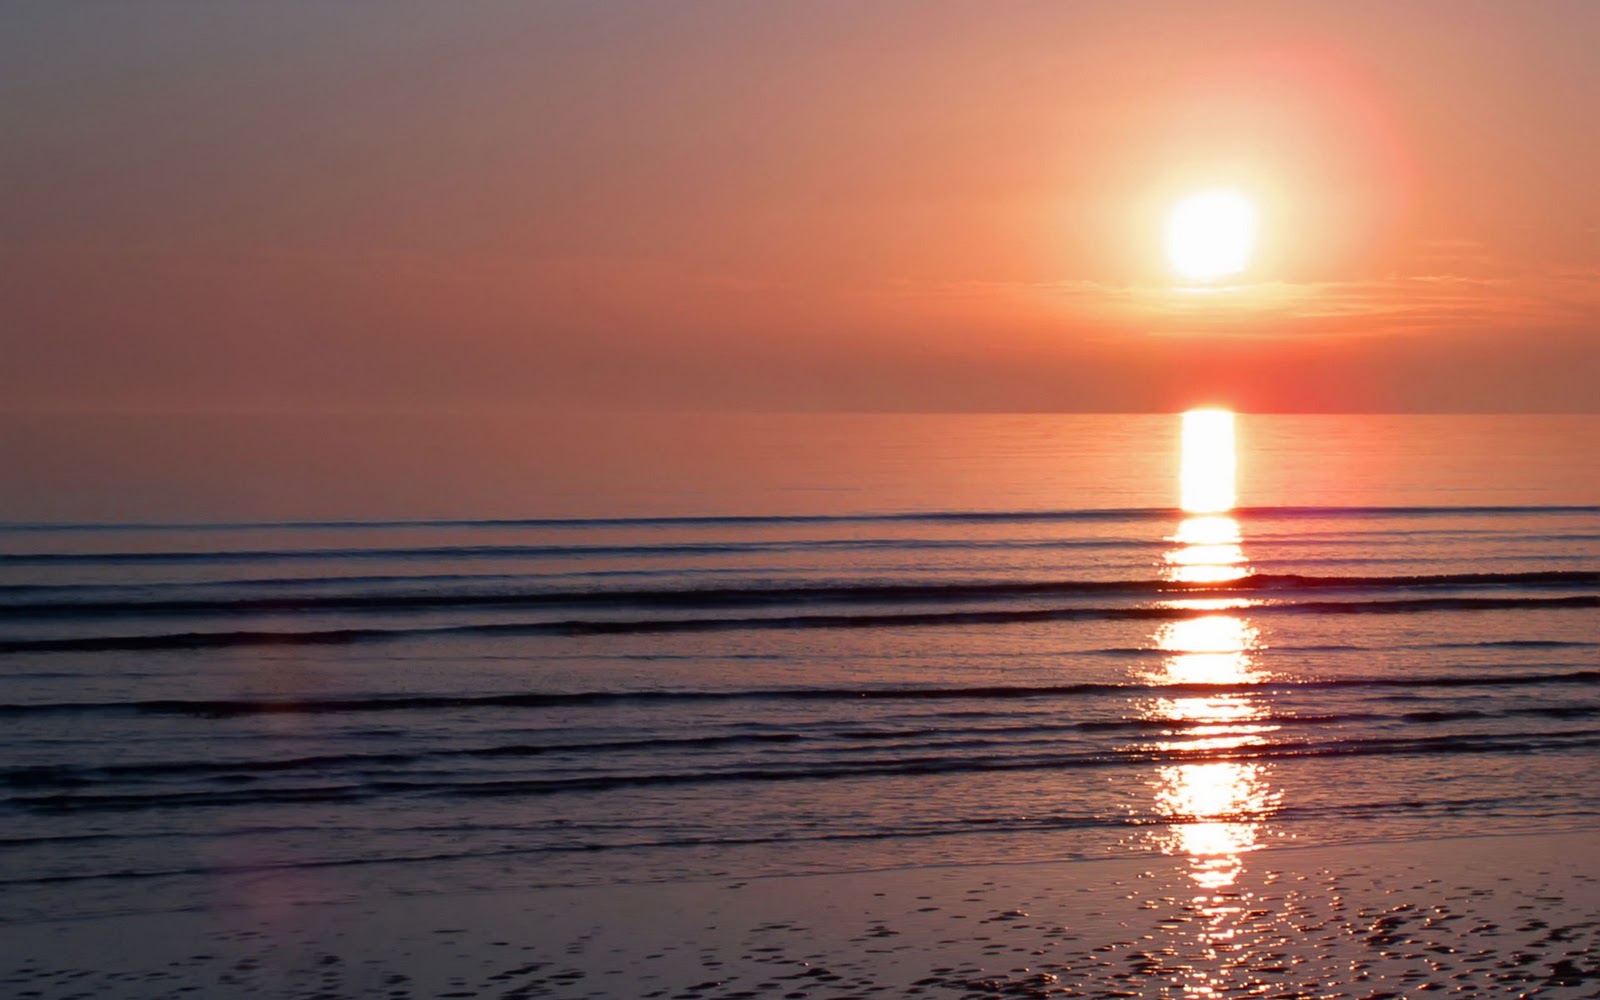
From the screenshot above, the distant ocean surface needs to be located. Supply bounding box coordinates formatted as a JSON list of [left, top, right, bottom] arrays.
[[0, 413, 1596, 923]]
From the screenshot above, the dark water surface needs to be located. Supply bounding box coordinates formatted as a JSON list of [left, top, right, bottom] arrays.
[[0, 413, 1595, 923]]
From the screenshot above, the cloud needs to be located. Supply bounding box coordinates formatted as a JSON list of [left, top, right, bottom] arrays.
[[882, 267, 1600, 341]]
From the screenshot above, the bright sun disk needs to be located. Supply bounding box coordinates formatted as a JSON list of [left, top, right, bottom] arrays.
[[1166, 190, 1255, 283]]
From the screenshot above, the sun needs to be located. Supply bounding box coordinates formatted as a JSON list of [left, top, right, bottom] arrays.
[[1165, 190, 1255, 283]]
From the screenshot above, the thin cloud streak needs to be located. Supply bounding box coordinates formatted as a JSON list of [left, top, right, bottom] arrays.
[[898, 269, 1600, 340]]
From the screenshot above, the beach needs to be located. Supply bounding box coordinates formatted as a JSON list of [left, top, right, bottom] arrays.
[[7, 830, 1599, 998]]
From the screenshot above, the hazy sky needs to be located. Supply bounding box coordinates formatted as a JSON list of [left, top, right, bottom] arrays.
[[4, 1, 1597, 413]]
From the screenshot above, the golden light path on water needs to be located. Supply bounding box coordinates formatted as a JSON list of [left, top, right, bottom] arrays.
[[1140, 409, 1283, 995], [1179, 409, 1237, 515]]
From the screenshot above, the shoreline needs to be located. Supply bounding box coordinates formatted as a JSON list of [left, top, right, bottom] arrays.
[[7, 828, 1598, 998]]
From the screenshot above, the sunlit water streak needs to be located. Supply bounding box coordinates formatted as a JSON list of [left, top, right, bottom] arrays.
[[1180, 409, 1238, 515], [1146, 409, 1288, 997]]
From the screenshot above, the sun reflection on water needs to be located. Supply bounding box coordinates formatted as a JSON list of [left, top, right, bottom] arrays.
[[1145, 611, 1279, 891], [1166, 516, 1248, 584], [1145, 409, 1280, 883], [1155, 761, 1279, 892], [1180, 410, 1236, 515], [1136, 410, 1284, 995]]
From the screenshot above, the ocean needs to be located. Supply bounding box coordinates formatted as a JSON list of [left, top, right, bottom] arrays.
[[1, 412, 1596, 926]]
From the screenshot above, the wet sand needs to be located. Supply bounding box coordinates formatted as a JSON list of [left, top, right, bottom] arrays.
[[5, 830, 1599, 999]]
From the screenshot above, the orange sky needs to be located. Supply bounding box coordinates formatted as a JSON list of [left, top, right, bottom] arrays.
[[3, 2, 1597, 412]]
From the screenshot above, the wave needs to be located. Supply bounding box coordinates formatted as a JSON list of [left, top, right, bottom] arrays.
[[2, 593, 1594, 653], [3, 503, 1596, 533], [3, 668, 1595, 719], [5, 570, 1595, 619], [12, 727, 1600, 812], [8, 702, 1597, 794]]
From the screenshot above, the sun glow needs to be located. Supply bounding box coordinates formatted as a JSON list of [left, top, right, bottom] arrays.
[[1165, 190, 1255, 283]]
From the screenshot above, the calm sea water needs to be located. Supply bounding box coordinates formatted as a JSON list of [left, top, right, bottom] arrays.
[[0, 413, 1596, 923]]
